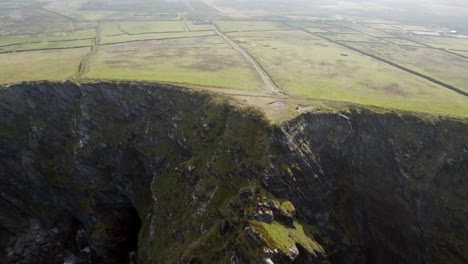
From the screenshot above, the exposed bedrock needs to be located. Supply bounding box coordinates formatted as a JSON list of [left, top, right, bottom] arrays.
[[0, 81, 467, 264]]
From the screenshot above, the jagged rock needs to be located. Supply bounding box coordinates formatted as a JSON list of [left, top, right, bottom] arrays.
[[186, 255, 201, 264], [255, 209, 274, 223], [286, 245, 299, 261], [187, 165, 196, 172], [34, 233, 45, 244], [245, 228, 263, 246], [75, 227, 89, 250], [266, 204, 294, 227], [230, 250, 238, 264], [273, 210, 294, 227], [244, 211, 255, 220], [13, 239, 24, 255], [219, 220, 232, 235], [261, 165, 286, 196], [200, 224, 206, 234], [239, 187, 255, 199], [263, 257, 274, 264]]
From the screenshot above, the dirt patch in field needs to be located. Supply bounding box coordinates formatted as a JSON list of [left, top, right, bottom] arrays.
[[380, 82, 410, 96], [104, 59, 129, 66], [268, 100, 286, 111], [361, 80, 410, 96], [296, 104, 315, 114], [184, 53, 241, 72]]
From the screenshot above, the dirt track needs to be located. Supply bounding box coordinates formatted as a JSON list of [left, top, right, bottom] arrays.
[[214, 28, 280, 94]]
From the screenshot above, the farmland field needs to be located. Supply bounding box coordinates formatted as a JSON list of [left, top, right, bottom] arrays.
[[346, 42, 468, 93], [0, 30, 96, 47], [215, 21, 291, 32], [119, 21, 186, 34], [0, 48, 90, 84], [0, 0, 467, 119], [405, 35, 468, 50], [86, 36, 264, 90], [228, 30, 468, 117]]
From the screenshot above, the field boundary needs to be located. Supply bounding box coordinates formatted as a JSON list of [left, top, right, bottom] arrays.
[[0, 46, 91, 54], [75, 23, 101, 79], [100, 33, 217, 45]]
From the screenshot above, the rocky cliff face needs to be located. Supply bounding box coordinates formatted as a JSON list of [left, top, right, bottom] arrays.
[[267, 110, 468, 264], [0, 82, 467, 264]]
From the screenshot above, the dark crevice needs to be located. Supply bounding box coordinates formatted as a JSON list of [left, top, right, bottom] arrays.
[[90, 205, 142, 264]]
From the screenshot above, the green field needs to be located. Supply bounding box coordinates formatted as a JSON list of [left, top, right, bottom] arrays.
[[346, 42, 468, 93], [101, 22, 125, 36], [0, 45, 19, 53], [229, 30, 468, 117], [119, 21, 186, 34], [86, 36, 264, 90], [0, 29, 97, 50], [228, 30, 312, 40], [0, 20, 75, 35], [0, 48, 89, 84], [0, 0, 467, 119]]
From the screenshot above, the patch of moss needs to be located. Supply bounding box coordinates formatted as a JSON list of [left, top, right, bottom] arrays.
[[251, 220, 324, 255], [280, 201, 296, 216]]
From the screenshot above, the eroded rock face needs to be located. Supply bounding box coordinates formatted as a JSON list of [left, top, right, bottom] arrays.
[[0, 81, 272, 263], [1, 81, 467, 264], [268, 110, 468, 264], [0, 81, 219, 263]]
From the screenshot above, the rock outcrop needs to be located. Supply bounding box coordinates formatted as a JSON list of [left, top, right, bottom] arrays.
[[0, 81, 467, 263]]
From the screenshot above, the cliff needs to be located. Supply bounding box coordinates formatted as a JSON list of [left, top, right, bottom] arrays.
[[0, 82, 467, 263]]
